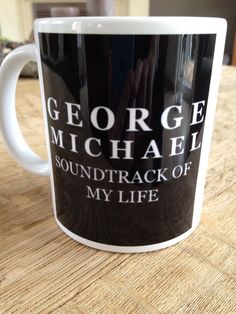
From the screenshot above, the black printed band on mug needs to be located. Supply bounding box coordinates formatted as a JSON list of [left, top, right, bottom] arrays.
[[38, 32, 215, 247]]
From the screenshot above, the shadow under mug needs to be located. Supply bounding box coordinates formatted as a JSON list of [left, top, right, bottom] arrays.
[[0, 17, 227, 253]]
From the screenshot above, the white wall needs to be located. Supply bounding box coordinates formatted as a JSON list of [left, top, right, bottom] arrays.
[[128, 0, 149, 16], [0, 0, 86, 41], [0, 0, 150, 42], [0, 0, 25, 41]]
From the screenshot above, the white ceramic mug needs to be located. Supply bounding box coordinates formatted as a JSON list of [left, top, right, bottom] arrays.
[[0, 17, 227, 253]]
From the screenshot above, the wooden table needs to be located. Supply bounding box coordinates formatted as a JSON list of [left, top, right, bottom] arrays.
[[0, 66, 235, 313]]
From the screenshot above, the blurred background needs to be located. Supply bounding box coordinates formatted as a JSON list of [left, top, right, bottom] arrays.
[[0, 0, 235, 70]]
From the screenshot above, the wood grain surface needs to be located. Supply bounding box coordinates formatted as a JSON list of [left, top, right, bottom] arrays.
[[0, 66, 236, 313]]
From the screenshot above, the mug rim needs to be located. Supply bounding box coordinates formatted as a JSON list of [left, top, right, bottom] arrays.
[[35, 16, 227, 35]]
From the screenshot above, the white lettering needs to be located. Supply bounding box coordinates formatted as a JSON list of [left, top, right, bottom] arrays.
[[172, 165, 183, 178], [190, 101, 205, 125], [142, 140, 162, 159], [65, 102, 83, 127], [169, 136, 184, 156], [50, 126, 64, 148], [90, 106, 115, 130], [110, 140, 133, 159], [86, 186, 112, 202], [183, 162, 192, 176], [84, 137, 101, 157], [190, 132, 201, 151], [47, 97, 60, 120], [161, 105, 183, 130], [126, 108, 152, 131], [69, 133, 78, 153]]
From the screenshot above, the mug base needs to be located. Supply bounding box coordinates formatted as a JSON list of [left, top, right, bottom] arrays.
[[55, 217, 197, 253]]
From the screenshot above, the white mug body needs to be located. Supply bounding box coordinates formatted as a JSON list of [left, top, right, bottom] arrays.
[[28, 17, 226, 252]]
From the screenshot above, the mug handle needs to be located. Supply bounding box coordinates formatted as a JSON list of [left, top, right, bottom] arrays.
[[0, 44, 50, 176]]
